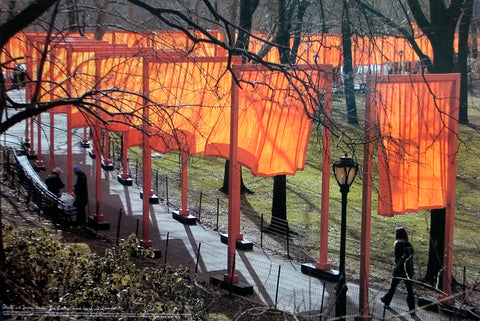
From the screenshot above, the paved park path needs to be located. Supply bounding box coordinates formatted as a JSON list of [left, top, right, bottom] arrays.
[[2, 113, 448, 320]]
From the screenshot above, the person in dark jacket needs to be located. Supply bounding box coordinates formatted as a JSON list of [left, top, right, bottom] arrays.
[[381, 227, 416, 313], [73, 165, 88, 226], [45, 167, 65, 196]]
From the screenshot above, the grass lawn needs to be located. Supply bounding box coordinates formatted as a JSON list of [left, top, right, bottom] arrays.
[[126, 93, 480, 287]]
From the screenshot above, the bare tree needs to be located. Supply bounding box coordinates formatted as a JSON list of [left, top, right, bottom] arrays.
[[353, 0, 473, 288], [220, 0, 259, 195], [458, 0, 474, 124], [341, 0, 358, 124], [405, 0, 471, 288], [93, 0, 110, 40], [65, 0, 85, 35], [268, 0, 311, 233]]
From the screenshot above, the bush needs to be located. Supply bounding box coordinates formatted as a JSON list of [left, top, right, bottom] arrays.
[[3, 228, 205, 319]]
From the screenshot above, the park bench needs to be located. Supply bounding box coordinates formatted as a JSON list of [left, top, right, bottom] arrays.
[[14, 154, 77, 226]]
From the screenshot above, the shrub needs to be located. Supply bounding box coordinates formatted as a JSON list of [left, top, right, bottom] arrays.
[[3, 228, 205, 319]]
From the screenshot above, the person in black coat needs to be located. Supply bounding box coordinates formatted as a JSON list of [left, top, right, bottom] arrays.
[[381, 227, 416, 313], [45, 167, 65, 196], [73, 165, 88, 226]]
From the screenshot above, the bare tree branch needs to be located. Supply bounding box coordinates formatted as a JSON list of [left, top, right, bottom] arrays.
[[0, 0, 57, 49]]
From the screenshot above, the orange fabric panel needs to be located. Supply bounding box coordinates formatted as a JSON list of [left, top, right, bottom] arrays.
[[10, 31, 438, 73], [374, 74, 459, 216], [114, 31, 152, 48], [146, 58, 233, 154], [190, 30, 225, 57], [205, 64, 332, 176], [97, 55, 145, 132], [352, 35, 368, 66], [296, 34, 342, 66], [70, 51, 96, 127], [112, 57, 234, 153], [324, 35, 343, 66], [152, 31, 189, 51], [99, 31, 151, 48], [48, 46, 70, 113], [2, 33, 28, 72], [249, 32, 279, 63]]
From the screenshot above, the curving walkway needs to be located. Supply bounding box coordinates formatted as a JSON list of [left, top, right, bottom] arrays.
[[2, 115, 448, 320]]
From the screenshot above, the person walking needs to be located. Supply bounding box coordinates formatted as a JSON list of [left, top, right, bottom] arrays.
[[381, 227, 416, 314], [73, 165, 88, 226], [45, 167, 65, 196]]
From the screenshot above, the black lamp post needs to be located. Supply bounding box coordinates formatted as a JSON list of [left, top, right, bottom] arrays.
[[333, 154, 358, 319]]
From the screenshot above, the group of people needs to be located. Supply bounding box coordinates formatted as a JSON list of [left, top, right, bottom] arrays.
[[45, 165, 88, 226]]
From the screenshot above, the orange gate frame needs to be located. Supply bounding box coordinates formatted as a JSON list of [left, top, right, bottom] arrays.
[[359, 73, 460, 319], [7, 33, 334, 288]]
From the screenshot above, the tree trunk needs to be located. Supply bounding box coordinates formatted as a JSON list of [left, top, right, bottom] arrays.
[[221, 0, 259, 193], [423, 209, 446, 286], [65, 0, 81, 34], [267, 0, 293, 232], [409, 0, 464, 287], [267, 0, 308, 231], [270, 175, 288, 232], [235, 0, 259, 52], [290, 0, 309, 64], [458, 0, 474, 124], [471, 15, 478, 59], [274, 0, 292, 64], [94, 0, 110, 40], [0, 1, 57, 49], [220, 160, 253, 194], [8, 0, 16, 19], [341, 0, 358, 124]]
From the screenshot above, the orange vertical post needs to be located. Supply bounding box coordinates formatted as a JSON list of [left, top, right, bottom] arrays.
[[316, 72, 333, 270], [49, 50, 55, 173], [82, 127, 89, 146], [121, 132, 130, 179], [104, 130, 111, 164], [36, 115, 44, 168], [442, 75, 460, 299], [356, 76, 374, 321], [93, 127, 104, 222], [93, 59, 104, 222], [29, 117, 35, 155], [67, 107, 73, 193], [224, 69, 241, 284], [23, 44, 31, 150], [25, 43, 34, 156], [49, 113, 55, 172], [141, 58, 152, 248], [66, 49, 73, 194], [180, 149, 190, 216], [24, 118, 30, 150]]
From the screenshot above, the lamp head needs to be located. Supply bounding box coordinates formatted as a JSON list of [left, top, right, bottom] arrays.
[[333, 154, 358, 188]]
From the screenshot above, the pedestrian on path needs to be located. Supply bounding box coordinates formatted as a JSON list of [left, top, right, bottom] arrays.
[[45, 167, 65, 196], [381, 227, 416, 314], [73, 165, 88, 226]]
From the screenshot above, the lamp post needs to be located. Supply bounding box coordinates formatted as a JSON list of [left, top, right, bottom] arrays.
[[333, 154, 358, 319]]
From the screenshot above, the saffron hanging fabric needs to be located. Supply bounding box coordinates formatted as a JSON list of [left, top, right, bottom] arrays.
[[374, 74, 460, 216]]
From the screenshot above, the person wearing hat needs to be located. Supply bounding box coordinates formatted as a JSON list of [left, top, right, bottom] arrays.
[[73, 165, 88, 226], [45, 167, 65, 196]]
